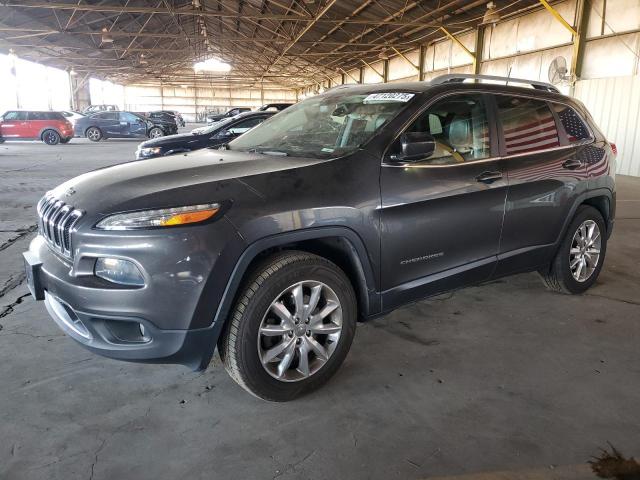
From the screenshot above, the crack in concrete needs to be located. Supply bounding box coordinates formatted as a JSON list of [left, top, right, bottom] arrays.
[[88, 438, 106, 480], [0, 292, 30, 320], [0, 272, 27, 299], [0, 224, 37, 252], [585, 293, 640, 306]]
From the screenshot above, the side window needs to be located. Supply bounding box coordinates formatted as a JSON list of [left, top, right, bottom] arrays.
[[551, 103, 591, 144], [495, 96, 560, 155], [391, 93, 490, 165], [28, 112, 44, 120], [96, 112, 118, 120], [3, 111, 21, 121], [119, 112, 139, 122], [228, 117, 264, 134]]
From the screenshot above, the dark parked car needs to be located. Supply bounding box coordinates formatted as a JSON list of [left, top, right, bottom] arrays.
[[75, 111, 177, 141], [147, 110, 185, 127], [0, 110, 74, 145], [257, 103, 294, 112], [24, 74, 616, 401], [206, 107, 250, 124], [135, 111, 274, 160]]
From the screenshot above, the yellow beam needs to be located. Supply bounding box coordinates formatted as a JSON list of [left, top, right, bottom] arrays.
[[391, 47, 420, 71], [339, 67, 360, 84], [360, 59, 384, 79], [538, 0, 578, 35], [440, 27, 475, 60]]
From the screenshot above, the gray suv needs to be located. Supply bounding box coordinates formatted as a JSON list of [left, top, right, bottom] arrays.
[[24, 74, 616, 401]]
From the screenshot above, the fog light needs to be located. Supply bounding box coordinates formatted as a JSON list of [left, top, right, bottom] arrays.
[[95, 257, 145, 286]]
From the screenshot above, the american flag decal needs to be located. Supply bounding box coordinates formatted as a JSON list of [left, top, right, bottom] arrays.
[[500, 102, 560, 155], [496, 100, 609, 182]]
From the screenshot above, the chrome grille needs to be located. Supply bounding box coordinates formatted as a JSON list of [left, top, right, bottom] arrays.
[[37, 194, 83, 258]]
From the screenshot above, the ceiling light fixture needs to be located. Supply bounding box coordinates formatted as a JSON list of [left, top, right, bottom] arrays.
[[7, 48, 17, 60], [193, 58, 231, 72], [101, 27, 114, 43], [482, 2, 501, 25], [69, 67, 77, 76]]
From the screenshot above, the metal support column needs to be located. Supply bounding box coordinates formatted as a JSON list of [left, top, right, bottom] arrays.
[[419, 44, 427, 81]]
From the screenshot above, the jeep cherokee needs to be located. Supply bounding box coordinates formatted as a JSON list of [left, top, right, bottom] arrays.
[[23, 74, 616, 401]]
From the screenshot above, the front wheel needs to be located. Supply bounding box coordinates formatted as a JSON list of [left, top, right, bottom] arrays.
[[42, 129, 60, 145], [540, 205, 607, 294], [219, 251, 357, 401], [86, 127, 102, 142], [148, 127, 164, 139]]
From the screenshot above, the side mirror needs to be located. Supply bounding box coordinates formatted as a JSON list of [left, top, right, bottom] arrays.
[[393, 132, 435, 162]]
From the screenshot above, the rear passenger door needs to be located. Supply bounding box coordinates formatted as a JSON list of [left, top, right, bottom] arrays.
[[95, 112, 121, 136], [493, 94, 593, 275], [380, 93, 507, 307]]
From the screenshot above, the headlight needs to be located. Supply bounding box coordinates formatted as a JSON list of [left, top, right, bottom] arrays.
[[95, 257, 145, 286], [139, 146, 162, 157], [95, 203, 220, 230]]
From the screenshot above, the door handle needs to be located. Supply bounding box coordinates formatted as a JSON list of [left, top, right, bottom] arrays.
[[562, 159, 583, 170], [475, 171, 503, 184]]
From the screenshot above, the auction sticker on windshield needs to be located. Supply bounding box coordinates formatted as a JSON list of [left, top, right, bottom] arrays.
[[363, 93, 415, 103]]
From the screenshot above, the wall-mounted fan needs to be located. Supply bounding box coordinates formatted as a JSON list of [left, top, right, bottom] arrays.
[[548, 56, 572, 85]]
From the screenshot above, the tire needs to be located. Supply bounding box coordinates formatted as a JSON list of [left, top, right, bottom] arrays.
[[540, 205, 607, 294], [148, 127, 164, 139], [86, 127, 102, 142], [219, 251, 357, 401], [42, 129, 60, 145]]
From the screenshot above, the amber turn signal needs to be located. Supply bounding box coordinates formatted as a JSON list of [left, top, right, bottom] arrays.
[[160, 208, 219, 226]]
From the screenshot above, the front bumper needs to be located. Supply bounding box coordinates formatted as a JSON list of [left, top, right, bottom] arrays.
[[23, 225, 242, 369]]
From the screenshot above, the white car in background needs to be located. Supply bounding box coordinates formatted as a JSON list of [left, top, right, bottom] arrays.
[[60, 110, 85, 126]]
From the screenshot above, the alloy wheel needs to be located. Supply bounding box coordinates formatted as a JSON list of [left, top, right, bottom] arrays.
[[258, 280, 343, 382], [87, 128, 100, 141], [149, 128, 163, 138], [570, 219, 601, 282]]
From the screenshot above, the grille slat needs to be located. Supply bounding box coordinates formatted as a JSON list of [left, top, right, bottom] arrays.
[[37, 194, 83, 259]]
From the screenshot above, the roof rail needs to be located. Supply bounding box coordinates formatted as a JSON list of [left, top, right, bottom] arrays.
[[430, 74, 560, 93]]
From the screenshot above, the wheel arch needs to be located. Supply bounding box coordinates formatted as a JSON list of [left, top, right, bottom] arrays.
[[219, 228, 379, 322], [555, 188, 614, 253], [39, 127, 62, 139], [193, 227, 380, 371]]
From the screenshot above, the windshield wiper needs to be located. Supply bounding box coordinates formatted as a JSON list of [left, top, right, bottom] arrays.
[[248, 148, 289, 156]]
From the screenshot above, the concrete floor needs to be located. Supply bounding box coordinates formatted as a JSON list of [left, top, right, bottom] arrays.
[[1, 134, 639, 480]]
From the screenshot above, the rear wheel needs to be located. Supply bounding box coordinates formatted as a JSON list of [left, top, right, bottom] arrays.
[[148, 127, 164, 139], [86, 127, 102, 142], [219, 251, 357, 401], [42, 129, 60, 145], [540, 205, 607, 294]]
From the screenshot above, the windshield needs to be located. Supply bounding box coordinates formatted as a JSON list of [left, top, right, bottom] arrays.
[[228, 91, 415, 157]]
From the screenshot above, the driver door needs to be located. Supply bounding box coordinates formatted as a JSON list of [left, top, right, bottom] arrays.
[[380, 93, 507, 307]]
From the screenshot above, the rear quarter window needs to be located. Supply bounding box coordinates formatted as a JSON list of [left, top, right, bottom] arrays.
[[550, 103, 592, 144]]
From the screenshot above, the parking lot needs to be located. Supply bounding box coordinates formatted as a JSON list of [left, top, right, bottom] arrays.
[[1, 137, 639, 479]]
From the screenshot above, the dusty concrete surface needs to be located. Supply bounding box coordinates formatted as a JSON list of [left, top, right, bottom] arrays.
[[0, 137, 638, 480]]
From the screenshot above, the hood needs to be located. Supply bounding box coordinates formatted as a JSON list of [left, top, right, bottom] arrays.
[[138, 131, 203, 149], [50, 149, 328, 220]]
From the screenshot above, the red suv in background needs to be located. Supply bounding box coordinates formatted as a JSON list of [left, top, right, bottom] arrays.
[[0, 110, 74, 145]]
